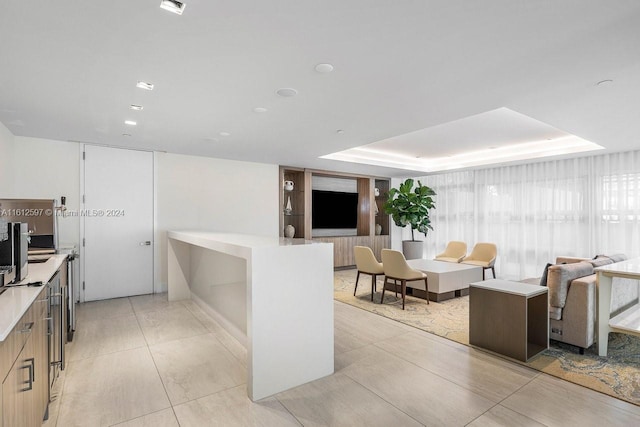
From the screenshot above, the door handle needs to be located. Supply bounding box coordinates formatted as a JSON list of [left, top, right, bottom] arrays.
[[139, 241, 151, 246], [46, 317, 53, 336], [18, 322, 34, 334], [22, 358, 35, 391]]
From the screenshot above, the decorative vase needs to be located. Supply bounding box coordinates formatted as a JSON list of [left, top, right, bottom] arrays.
[[284, 224, 295, 238], [284, 196, 292, 215], [374, 187, 380, 197], [375, 224, 382, 235], [284, 180, 294, 191]]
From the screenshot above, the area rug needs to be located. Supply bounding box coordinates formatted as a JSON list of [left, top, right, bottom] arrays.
[[334, 269, 640, 406]]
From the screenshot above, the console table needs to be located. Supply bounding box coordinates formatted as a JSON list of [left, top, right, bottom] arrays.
[[595, 259, 640, 356], [469, 279, 548, 362], [167, 231, 334, 400]]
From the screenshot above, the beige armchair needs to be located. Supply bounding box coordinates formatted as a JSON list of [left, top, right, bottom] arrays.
[[381, 249, 428, 310], [435, 241, 467, 263], [354, 246, 384, 301], [462, 243, 497, 279]]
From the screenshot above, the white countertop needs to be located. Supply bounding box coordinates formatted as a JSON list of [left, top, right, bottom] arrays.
[[168, 231, 323, 260], [168, 231, 316, 248], [595, 258, 640, 277], [470, 279, 548, 297], [0, 254, 67, 341]]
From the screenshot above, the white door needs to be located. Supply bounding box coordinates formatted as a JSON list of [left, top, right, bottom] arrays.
[[82, 145, 153, 301]]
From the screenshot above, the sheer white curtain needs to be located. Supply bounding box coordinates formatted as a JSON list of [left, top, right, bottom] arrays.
[[420, 150, 640, 280]]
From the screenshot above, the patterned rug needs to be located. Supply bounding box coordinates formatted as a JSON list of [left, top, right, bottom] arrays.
[[334, 269, 640, 406]]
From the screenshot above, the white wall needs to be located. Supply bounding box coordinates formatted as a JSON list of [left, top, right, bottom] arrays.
[[155, 152, 279, 290], [5, 137, 280, 294], [0, 122, 15, 196], [12, 137, 81, 248]]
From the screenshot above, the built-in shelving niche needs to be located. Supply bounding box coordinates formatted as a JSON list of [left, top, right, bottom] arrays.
[[279, 166, 391, 267]]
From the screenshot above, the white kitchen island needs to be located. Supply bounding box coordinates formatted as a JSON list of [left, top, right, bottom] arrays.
[[167, 231, 334, 401]]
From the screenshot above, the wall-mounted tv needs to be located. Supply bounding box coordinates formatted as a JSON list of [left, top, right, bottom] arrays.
[[312, 190, 358, 229]]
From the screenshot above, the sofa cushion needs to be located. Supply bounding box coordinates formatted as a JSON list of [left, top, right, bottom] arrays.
[[589, 253, 628, 268], [607, 253, 627, 263], [590, 257, 614, 268], [547, 261, 594, 309]]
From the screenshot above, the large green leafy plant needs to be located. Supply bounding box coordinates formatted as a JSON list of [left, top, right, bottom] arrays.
[[383, 178, 436, 241]]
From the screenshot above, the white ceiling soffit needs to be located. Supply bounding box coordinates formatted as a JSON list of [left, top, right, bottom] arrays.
[[0, 2, 638, 177], [322, 108, 604, 172]]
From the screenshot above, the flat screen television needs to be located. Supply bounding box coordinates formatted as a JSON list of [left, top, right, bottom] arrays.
[[312, 190, 358, 229]]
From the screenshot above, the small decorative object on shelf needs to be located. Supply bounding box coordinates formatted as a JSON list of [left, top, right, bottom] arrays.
[[375, 223, 382, 235], [284, 180, 294, 191], [374, 187, 380, 197], [284, 196, 292, 215], [284, 224, 295, 238]]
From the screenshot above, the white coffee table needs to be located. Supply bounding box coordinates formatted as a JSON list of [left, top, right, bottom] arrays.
[[405, 259, 483, 301]]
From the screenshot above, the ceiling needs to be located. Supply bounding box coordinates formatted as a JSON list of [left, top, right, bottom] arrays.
[[322, 107, 604, 172], [1, 1, 639, 177]]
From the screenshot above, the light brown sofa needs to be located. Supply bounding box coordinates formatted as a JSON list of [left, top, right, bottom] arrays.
[[531, 254, 639, 353]]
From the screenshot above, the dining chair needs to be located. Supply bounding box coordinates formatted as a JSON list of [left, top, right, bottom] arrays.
[[462, 243, 497, 279], [381, 249, 428, 310], [353, 246, 384, 301], [434, 241, 467, 263]]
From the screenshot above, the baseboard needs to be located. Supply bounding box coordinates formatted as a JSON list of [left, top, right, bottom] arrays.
[[190, 292, 248, 349]]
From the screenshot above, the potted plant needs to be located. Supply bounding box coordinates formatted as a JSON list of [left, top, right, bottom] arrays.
[[383, 178, 436, 259]]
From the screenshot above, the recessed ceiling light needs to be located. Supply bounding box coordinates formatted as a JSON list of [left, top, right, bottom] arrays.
[[219, 131, 231, 137], [124, 120, 137, 126], [315, 63, 334, 73], [336, 129, 345, 134], [122, 133, 132, 137], [160, 0, 186, 15], [253, 107, 268, 113], [276, 88, 298, 97], [596, 79, 613, 86], [129, 104, 143, 111], [136, 81, 154, 91]]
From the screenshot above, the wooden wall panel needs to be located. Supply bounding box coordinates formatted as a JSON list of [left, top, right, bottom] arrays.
[[356, 178, 371, 236], [314, 235, 390, 267]]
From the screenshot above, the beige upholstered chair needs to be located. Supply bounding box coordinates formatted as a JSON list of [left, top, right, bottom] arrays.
[[462, 243, 497, 279], [354, 246, 385, 301], [435, 241, 467, 263], [381, 249, 428, 310]]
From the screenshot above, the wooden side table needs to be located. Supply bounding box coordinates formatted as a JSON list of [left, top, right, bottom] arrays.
[[469, 279, 548, 362]]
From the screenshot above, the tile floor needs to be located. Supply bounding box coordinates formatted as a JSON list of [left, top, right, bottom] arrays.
[[42, 293, 640, 427]]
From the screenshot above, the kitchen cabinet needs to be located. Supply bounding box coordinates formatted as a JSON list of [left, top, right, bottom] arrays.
[[1, 286, 49, 427]]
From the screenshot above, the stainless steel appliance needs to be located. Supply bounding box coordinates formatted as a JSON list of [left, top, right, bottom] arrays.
[[0, 218, 16, 284], [13, 222, 29, 281], [47, 267, 67, 387], [58, 245, 78, 341]]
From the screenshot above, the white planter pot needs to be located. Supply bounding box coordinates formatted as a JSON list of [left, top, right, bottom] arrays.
[[402, 240, 424, 260]]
